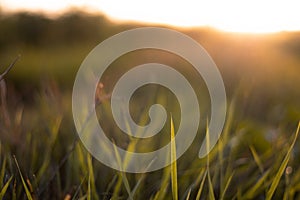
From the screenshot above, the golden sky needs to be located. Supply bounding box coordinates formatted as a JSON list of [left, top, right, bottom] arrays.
[[1, 0, 299, 33]]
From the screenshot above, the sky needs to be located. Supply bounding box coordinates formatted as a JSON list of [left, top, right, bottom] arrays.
[[1, 0, 300, 33]]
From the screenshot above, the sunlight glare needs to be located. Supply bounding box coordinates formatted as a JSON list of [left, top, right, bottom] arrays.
[[1, 0, 299, 33]]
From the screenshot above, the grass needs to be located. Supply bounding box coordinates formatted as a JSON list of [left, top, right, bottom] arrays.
[[14, 156, 33, 200], [0, 60, 299, 199], [170, 116, 178, 200], [0, 77, 299, 199], [266, 122, 300, 200]]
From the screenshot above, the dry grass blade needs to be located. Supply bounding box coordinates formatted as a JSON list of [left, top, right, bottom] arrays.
[[0, 55, 20, 81], [0, 55, 20, 127], [266, 122, 300, 200], [170, 116, 178, 200], [185, 188, 191, 200]]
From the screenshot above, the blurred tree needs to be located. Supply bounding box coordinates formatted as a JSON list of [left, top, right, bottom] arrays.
[[0, 11, 116, 49]]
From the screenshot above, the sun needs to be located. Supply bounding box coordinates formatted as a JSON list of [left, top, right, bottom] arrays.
[[1, 0, 299, 33], [95, 0, 300, 33]]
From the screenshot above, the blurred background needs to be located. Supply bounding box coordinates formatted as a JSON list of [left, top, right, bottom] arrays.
[[0, 0, 299, 125]]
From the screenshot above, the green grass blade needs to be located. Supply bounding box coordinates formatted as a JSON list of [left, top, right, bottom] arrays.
[[129, 159, 156, 200], [0, 156, 6, 189], [250, 145, 264, 173], [220, 171, 235, 200], [105, 174, 117, 195], [153, 116, 177, 200], [237, 187, 242, 200], [207, 171, 215, 200], [120, 172, 132, 199], [266, 122, 300, 200], [205, 122, 215, 200], [12, 179, 16, 200], [76, 143, 88, 173], [243, 170, 270, 199], [179, 168, 205, 200], [170, 116, 178, 200], [0, 175, 13, 199], [112, 143, 133, 200], [87, 154, 99, 200], [122, 117, 135, 170], [129, 175, 144, 199], [72, 175, 87, 200], [36, 117, 62, 182], [87, 175, 91, 200], [195, 170, 207, 200], [153, 165, 171, 200], [13, 156, 33, 200], [112, 175, 123, 199], [218, 99, 234, 195]]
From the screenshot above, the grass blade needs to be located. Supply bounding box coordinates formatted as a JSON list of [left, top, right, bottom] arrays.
[[129, 158, 156, 200], [218, 99, 234, 195], [243, 170, 270, 199], [0, 175, 13, 199], [205, 122, 215, 200], [250, 145, 264, 173], [207, 171, 215, 200], [220, 171, 235, 200], [266, 122, 300, 200], [112, 142, 133, 200], [185, 188, 191, 200], [0, 156, 6, 189], [153, 164, 171, 200], [72, 175, 87, 200], [170, 116, 178, 200], [13, 156, 33, 200], [87, 175, 91, 200], [87, 154, 99, 200], [120, 171, 132, 199], [0, 55, 20, 81], [195, 170, 207, 200], [112, 175, 123, 199]]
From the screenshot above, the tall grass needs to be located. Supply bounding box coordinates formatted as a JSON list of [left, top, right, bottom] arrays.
[[0, 69, 299, 199], [170, 116, 178, 200]]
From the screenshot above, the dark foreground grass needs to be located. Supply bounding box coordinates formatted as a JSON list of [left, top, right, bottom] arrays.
[[0, 76, 299, 199]]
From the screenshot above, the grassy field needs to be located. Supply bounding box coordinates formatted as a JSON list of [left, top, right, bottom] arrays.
[[0, 11, 300, 199]]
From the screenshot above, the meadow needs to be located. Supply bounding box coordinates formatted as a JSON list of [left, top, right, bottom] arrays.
[[0, 11, 300, 199]]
